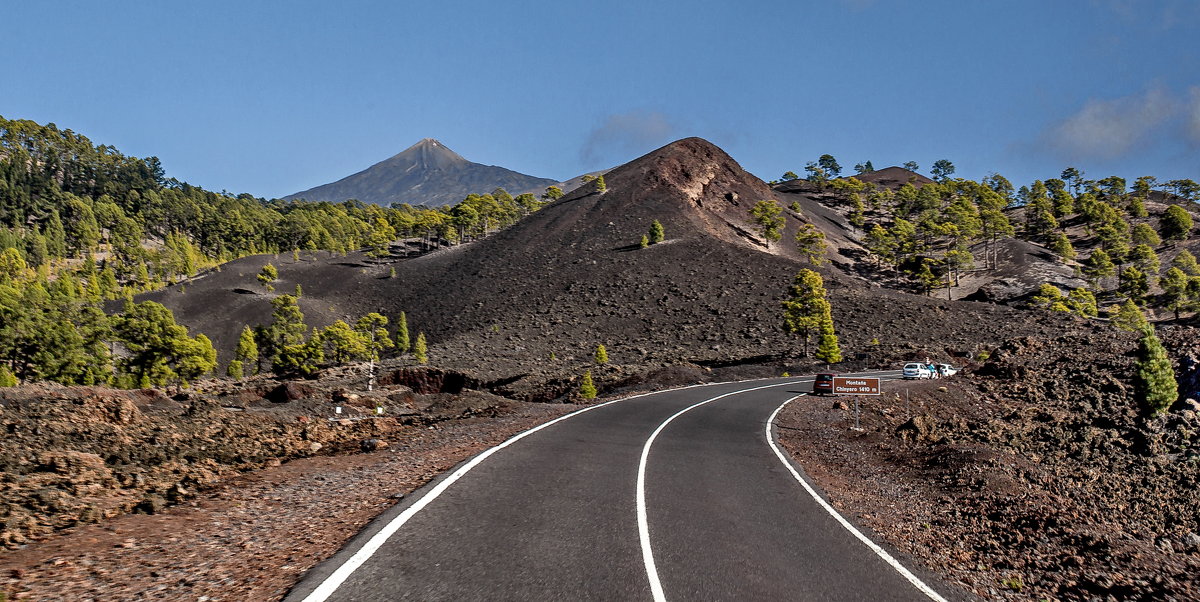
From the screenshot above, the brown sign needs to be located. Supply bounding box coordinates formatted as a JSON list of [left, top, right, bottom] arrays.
[[832, 377, 880, 396]]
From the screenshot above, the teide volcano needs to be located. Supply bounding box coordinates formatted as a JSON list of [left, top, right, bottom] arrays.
[[150, 137, 1074, 395], [284, 138, 557, 207]]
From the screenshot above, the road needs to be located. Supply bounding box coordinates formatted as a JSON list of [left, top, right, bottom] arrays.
[[286, 370, 956, 601]]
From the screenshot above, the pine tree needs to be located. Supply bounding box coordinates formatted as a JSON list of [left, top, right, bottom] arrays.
[[1161, 205, 1194, 241], [1119, 266, 1149, 303], [366, 217, 396, 258], [1111, 300, 1150, 332], [594, 344, 608, 365], [1161, 267, 1191, 319], [751, 200, 785, 245], [227, 359, 244, 380], [639, 234, 649, 249], [395, 311, 411, 353], [257, 263, 278, 291], [795, 223, 827, 265], [580, 370, 597, 399], [1131, 223, 1161, 247], [263, 295, 307, 368], [321, 320, 368, 364], [112, 300, 187, 386], [356, 313, 394, 360], [235, 325, 259, 373], [595, 175, 607, 192], [914, 260, 940, 295], [275, 333, 325, 377], [414, 332, 428, 365], [1135, 326, 1177, 416], [113, 300, 214, 387], [1129, 244, 1161, 275], [0, 365, 16, 387], [1030, 284, 1069, 312], [1049, 232, 1076, 261], [865, 224, 895, 264], [648, 220, 665, 244], [782, 269, 835, 357], [1127, 196, 1148, 218], [1085, 249, 1116, 289], [1067, 288, 1099, 317], [815, 331, 842, 365], [1172, 250, 1200, 276], [175, 333, 217, 386]]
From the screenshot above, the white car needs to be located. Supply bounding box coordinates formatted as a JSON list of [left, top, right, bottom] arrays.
[[937, 364, 958, 377], [903, 363, 932, 379]]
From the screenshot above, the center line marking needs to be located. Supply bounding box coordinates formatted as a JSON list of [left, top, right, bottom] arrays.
[[636, 380, 809, 602]]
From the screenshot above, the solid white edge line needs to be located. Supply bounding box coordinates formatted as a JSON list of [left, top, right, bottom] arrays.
[[299, 395, 625, 602], [636, 380, 810, 602], [765, 398, 949, 602], [298, 377, 797, 602]]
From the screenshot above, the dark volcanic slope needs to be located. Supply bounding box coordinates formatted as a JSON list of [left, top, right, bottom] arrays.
[[284, 138, 557, 207], [850, 166, 933, 189], [155, 137, 1079, 389]]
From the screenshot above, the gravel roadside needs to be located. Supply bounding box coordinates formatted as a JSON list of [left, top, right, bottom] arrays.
[[0, 402, 576, 601]]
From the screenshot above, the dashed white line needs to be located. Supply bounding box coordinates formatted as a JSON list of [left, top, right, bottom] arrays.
[[765, 398, 948, 602]]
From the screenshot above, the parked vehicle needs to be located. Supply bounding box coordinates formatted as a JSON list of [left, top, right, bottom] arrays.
[[936, 363, 958, 377], [902, 363, 932, 380], [812, 372, 836, 395]]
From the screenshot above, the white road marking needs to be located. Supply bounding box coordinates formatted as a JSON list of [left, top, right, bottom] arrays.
[[297, 378, 785, 602], [636, 380, 810, 602], [765, 398, 949, 602], [298, 371, 903, 601]]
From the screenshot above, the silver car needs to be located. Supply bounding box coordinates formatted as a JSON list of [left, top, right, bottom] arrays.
[[903, 363, 932, 379]]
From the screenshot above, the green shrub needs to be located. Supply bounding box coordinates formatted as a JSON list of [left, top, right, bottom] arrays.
[[580, 370, 597, 399]]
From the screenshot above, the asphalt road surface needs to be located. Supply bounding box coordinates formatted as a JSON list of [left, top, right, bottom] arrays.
[[286, 371, 957, 601]]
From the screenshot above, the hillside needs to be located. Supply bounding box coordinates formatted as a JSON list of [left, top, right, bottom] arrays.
[[7, 135, 1200, 601], [150, 138, 1082, 396], [771, 168, 1200, 312], [284, 138, 557, 207]]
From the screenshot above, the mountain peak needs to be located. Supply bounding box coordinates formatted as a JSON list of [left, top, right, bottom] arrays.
[[391, 138, 469, 170], [284, 138, 555, 206]]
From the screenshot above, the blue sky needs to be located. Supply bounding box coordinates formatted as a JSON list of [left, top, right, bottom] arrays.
[[3, 0, 1198, 198]]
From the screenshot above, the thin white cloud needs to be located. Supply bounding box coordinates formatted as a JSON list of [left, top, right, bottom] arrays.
[[580, 110, 678, 166], [1187, 87, 1200, 144], [1046, 87, 1178, 160], [1092, 0, 1200, 30]]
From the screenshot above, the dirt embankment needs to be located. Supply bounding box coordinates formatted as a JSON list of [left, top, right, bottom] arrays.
[[0, 365, 535, 550], [0, 397, 574, 601], [778, 327, 1200, 600]]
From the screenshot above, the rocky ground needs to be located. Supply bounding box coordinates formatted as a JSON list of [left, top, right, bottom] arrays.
[[0, 362, 591, 601], [778, 326, 1200, 600]]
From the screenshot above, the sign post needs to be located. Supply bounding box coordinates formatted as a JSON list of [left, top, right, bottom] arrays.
[[831, 377, 881, 431]]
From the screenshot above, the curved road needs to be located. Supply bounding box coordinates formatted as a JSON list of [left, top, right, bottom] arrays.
[[286, 371, 957, 601]]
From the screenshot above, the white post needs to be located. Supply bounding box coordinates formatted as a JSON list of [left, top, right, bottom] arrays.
[[368, 357, 375, 392]]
